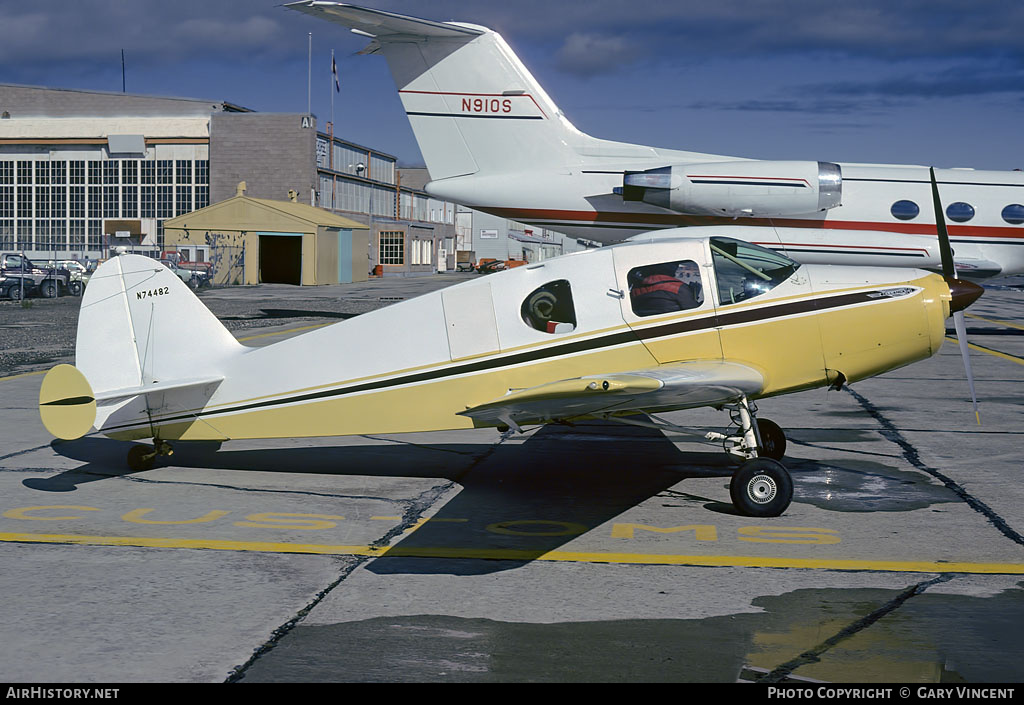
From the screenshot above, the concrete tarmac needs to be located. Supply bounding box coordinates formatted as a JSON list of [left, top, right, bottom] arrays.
[[0, 273, 1022, 683]]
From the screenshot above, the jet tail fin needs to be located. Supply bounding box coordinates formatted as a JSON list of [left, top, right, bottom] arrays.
[[287, 1, 601, 180]]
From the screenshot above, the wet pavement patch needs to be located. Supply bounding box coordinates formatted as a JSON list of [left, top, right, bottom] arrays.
[[788, 460, 960, 512], [236, 582, 1024, 682]]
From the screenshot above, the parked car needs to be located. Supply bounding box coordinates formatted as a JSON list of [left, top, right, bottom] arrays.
[[0, 253, 80, 297], [159, 259, 211, 289], [44, 259, 89, 292], [476, 259, 507, 275], [160, 250, 213, 276], [0, 275, 35, 300]]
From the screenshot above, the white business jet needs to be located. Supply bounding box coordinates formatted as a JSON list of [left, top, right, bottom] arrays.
[[287, 2, 1024, 279]]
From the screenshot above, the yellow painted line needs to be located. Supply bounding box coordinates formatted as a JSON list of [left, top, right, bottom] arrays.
[[236, 321, 335, 342], [2, 532, 1022, 574], [0, 369, 46, 383], [946, 337, 1024, 366], [967, 313, 1024, 332]]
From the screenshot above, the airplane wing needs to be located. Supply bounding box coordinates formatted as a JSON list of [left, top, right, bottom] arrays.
[[458, 361, 764, 428], [285, 2, 484, 39]]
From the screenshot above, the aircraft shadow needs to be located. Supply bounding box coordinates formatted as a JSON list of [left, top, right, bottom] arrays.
[[40, 421, 935, 576], [367, 421, 739, 576], [220, 308, 359, 321], [41, 436, 479, 489]]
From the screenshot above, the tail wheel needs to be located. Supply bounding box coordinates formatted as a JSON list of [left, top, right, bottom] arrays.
[[730, 458, 793, 517], [127, 444, 156, 471], [757, 418, 787, 460]]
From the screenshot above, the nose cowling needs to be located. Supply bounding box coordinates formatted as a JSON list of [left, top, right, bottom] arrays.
[[946, 277, 984, 314]]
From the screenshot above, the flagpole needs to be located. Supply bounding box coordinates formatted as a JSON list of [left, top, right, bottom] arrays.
[[307, 33, 312, 115], [331, 49, 335, 141]]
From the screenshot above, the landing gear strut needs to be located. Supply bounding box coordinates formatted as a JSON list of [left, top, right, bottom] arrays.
[[714, 396, 792, 516], [598, 395, 794, 516], [126, 440, 174, 471]]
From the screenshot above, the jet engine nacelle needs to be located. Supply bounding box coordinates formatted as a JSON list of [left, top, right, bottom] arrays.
[[621, 160, 842, 217]]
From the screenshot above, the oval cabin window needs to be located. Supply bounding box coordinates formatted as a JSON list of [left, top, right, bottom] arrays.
[[1001, 204, 1024, 225], [945, 202, 975, 223], [890, 200, 920, 221]]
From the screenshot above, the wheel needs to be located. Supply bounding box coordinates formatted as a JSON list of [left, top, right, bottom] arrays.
[[68, 280, 83, 296], [126, 444, 156, 471], [6, 285, 21, 301], [41, 281, 57, 298], [757, 418, 787, 460], [730, 458, 793, 517], [187, 277, 199, 290]]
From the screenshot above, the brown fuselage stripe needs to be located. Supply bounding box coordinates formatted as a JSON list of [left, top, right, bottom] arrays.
[[103, 287, 909, 432]]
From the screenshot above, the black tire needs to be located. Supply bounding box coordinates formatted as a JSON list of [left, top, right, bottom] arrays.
[[730, 458, 793, 517], [68, 280, 83, 296], [41, 281, 57, 298], [187, 277, 199, 290], [7, 286, 22, 301], [126, 444, 156, 471], [757, 418, 787, 460]]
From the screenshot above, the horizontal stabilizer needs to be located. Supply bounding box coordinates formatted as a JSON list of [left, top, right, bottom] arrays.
[[96, 375, 225, 403], [950, 258, 1003, 280], [285, 2, 484, 39]]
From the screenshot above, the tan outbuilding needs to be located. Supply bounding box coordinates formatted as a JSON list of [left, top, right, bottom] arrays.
[[162, 183, 369, 286]]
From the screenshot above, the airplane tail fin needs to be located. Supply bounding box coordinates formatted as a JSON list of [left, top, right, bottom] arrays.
[[288, 2, 628, 180], [40, 254, 241, 440]]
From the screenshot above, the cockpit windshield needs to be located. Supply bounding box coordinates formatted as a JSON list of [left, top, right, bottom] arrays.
[[710, 237, 800, 305]]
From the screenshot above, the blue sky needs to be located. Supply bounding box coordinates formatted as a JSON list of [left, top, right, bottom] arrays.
[[2, 0, 1021, 170]]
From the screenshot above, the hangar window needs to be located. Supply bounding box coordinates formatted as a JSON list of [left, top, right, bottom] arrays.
[[628, 260, 704, 317], [1001, 204, 1024, 225], [946, 202, 975, 223], [521, 280, 576, 333], [710, 236, 799, 306], [379, 231, 405, 265], [890, 200, 920, 221]]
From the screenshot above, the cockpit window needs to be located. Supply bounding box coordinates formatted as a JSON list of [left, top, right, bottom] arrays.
[[521, 280, 576, 334], [710, 237, 799, 305], [628, 259, 704, 317]]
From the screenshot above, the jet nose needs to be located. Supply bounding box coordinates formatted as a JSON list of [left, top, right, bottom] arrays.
[[946, 277, 984, 314]]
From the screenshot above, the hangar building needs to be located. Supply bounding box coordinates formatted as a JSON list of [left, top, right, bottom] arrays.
[[0, 83, 585, 281], [0, 83, 453, 279]]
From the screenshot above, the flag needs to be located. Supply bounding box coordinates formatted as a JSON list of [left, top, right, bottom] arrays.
[[332, 54, 340, 93]]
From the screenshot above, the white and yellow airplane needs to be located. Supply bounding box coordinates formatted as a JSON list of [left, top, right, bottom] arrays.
[[38, 225, 982, 517], [286, 2, 1024, 279]]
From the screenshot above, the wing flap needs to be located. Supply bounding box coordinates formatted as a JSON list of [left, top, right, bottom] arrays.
[[459, 361, 764, 426]]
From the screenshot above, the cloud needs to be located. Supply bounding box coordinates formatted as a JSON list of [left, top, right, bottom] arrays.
[[814, 64, 1024, 99], [554, 32, 640, 77]]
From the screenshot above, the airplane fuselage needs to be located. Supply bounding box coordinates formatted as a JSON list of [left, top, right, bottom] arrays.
[[428, 162, 1024, 278], [79, 240, 950, 443]]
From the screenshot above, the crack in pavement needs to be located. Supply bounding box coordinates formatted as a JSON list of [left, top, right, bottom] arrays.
[[757, 574, 955, 683], [222, 431, 513, 683], [845, 387, 1024, 547]]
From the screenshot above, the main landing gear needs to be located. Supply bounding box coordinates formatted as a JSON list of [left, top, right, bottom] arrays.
[[599, 395, 794, 517], [706, 397, 793, 517], [126, 439, 174, 471]]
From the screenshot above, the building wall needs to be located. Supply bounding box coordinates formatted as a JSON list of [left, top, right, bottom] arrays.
[[0, 84, 224, 118], [210, 113, 317, 205]]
